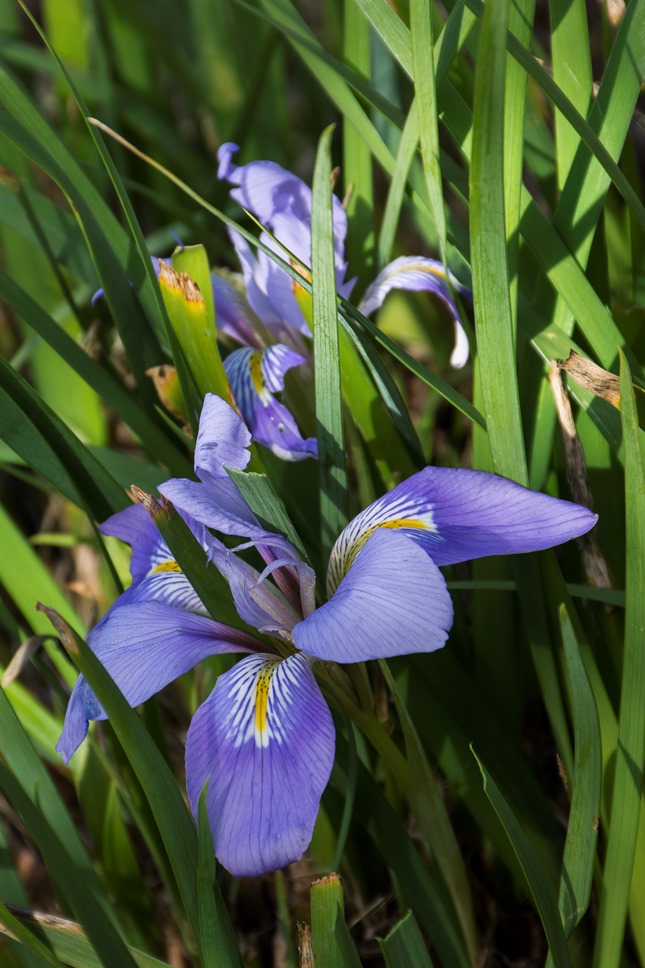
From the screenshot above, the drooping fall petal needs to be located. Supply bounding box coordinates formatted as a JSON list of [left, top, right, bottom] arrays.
[[186, 652, 335, 877]]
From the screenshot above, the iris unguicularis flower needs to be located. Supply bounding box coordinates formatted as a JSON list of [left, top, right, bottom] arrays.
[[57, 395, 598, 877]]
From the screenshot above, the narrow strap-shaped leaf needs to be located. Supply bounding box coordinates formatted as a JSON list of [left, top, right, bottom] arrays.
[[0, 765, 139, 968], [379, 661, 478, 963], [0, 268, 191, 475], [311, 124, 348, 557], [0, 908, 172, 968], [470, 0, 527, 482], [332, 738, 471, 968], [339, 316, 423, 477], [410, 0, 447, 265], [343, 0, 374, 287], [0, 355, 127, 520], [380, 911, 435, 968], [593, 352, 645, 967], [548, 0, 593, 191], [37, 605, 232, 960], [557, 606, 601, 937], [0, 63, 164, 400], [473, 750, 571, 966], [342, 299, 485, 428], [0, 904, 64, 968], [257, 0, 395, 173], [226, 468, 307, 559], [503, 0, 535, 338], [378, 98, 419, 268], [196, 789, 243, 968]]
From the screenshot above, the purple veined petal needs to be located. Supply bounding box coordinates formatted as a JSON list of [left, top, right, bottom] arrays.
[[227, 229, 286, 336], [206, 538, 302, 634], [327, 466, 599, 593], [261, 344, 308, 392], [120, 567, 207, 615], [252, 396, 318, 461], [254, 546, 317, 618], [225, 347, 317, 462], [160, 475, 267, 538], [185, 651, 335, 877], [56, 677, 104, 763], [217, 143, 348, 259], [358, 256, 471, 369], [294, 529, 454, 663], [56, 602, 259, 764], [211, 272, 264, 348], [255, 240, 312, 338], [259, 216, 354, 335], [194, 393, 252, 481], [100, 503, 171, 583]]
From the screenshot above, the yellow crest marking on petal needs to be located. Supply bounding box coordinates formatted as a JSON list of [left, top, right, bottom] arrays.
[[343, 518, 429, 573], [249, 351, 270, 402], [150, 560, 183, 574], [255, 661, 279, 747], [327, 512, 437, 596]]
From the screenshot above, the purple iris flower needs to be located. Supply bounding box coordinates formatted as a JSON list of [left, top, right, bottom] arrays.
[[217, 143, 471, 367], [223, 345, 317, 461], [57, 394, 597, 878]]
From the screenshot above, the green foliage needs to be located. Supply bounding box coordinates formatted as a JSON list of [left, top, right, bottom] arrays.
[[0, 0, 642, 964]]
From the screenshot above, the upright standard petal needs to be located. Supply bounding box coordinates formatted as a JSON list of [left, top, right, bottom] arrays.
[[358, 256, 471, 368], [327, 466, 598, 592], [217, 142, 348, 258], [56, 602, 257, 764], [224, 346, 317, 461], [186, 652, 335, 877], [211, 272, 264, 348], [294, 529, 454, 663], [194, 393, 252, 481], [160, 476, 265, 540]]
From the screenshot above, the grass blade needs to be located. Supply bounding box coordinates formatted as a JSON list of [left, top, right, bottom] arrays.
[[557, 605, 601, 936], [378, 662, 477, 964], [473, 750, 571, 966], [592, 351, 645, 967], [196, 790, 243, 968], [38, 605, 243, 962], [410, 0, 446, 265], [0, 909, 171, 968], [380, 911, 434, 968], [469, 0, 527, 483], [0, 765, 139, 968], [311, 124, 348, 557]]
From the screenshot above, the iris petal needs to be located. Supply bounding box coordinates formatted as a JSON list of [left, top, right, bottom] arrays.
[[194, 393, 252, 480], [225, 346, 317, 461], [211, 272, 263, 348], [186, 652, 335, 877], [327, 466, 598, 592], [358, 256, 471, 368], [295, 529, 454, 663], [100, 503, 170, 583], [217, 142, 348, 257], [56, 602, 257, 764], [160, 476, 265, 539]]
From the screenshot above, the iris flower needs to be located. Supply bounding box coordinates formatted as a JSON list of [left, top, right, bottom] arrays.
[[210, 143, 473, 462], [217, 142, 472, 366], [57, 395, 597, 877]]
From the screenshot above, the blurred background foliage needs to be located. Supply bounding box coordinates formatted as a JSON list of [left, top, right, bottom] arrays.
[[0, 0, 644, 965]]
